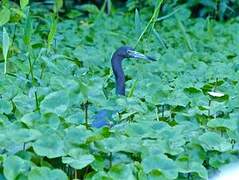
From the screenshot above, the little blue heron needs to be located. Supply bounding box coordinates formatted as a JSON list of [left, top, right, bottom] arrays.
[[92, 46, 156, 128]]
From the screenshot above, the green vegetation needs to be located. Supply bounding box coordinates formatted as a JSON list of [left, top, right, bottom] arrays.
[[0, 0, 239, 179]]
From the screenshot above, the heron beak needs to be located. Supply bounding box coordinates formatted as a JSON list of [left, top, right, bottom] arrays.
[[127, 50, 156, 61]]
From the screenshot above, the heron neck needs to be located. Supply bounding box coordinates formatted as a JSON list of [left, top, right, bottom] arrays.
[[111, 55, 125, 96]]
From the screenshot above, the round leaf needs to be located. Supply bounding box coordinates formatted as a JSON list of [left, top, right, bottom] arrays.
[[3, 155, 30, 180], [198, 132, 232, 152], [0, 99, 12, 114], [142, 154, 178, 179], [40, 91, 69, 116], [33, 133, 65, 158], [29, 167, 67, 180], [0, 8, 10, 26], [62, 155, 95, 170]]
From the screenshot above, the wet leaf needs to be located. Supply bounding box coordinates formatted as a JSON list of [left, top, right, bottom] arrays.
[[20, 0, 29, 9], [0, 8, 10, 26], [33, 133, 65, 158], [40, 91, 69, 116], [62, 155, 95, 170], [29, 167, 67, 180]]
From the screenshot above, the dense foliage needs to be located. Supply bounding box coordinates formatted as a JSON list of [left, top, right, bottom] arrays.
[[0, 0, 239, 179]]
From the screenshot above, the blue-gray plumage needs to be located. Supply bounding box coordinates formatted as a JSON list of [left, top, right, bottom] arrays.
[[91, 109, 113, 128], [111, 46, 156, 95], [91, 46, 156, 128]]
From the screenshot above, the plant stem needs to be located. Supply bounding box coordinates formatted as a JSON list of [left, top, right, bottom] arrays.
[[84, 100, 89, 127], [162, 104, 164, 117], [34, 91, 40, 111], [157, 6, 182, 21], [213, 78, 218, 91], [23, 142, 26, 151], [11, 24, 16, 47], [109, 152, 113, 169], [155, 106, 159, 121], [4, 59, 7, 74], [208, 99, 211, 117], [28, 56, 34, 81], [106, 0, 111, 15], [74, 169, 77, 179], [83, 166, 89, 179]]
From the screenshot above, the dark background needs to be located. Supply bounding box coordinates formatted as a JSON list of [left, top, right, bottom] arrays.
[[7, 0, 239, 20]]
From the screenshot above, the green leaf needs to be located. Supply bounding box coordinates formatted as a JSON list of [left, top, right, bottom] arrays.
[[151, 88, 171, 105], [0, 8, 10, 26], [0, 99, 12, 114], [152, 28, 167, 49], [207, 118, 238, 131], [209, 153, 238, 169], [176, 155, 208, 179], [13, 94, 35, 114], [97, 136, 135, 153], [62, 155, 95, 170], [32, 133, 65, 158], [23, 13, 32, 46], [79, 4, 99, 14], [2, 0, 9, 6], [135, 9, 141, 36], [66, 112, 84, 124], [48, 17, 57, 50], [176, 15, 193, 51], [79, 81, 89, 98], [2, 27, 10, 74], [20, 112, 41, 127], [148, 170, 170, 180], [40, 90, 69, 116], [128, 80, 138, 98], [42, 113, 61, 130], [54, 0, 63, 13], [91, 156, 107, 171], [3, 155, 31, 180], [29, 167, 67, 180], [9, 128, 41, 144], [108, 164, 135, 180], [198, 132, 232, 152], [20, 0, 29, 9], [64, 126, 92, 150], [85, 171, 110, 180], [142, 154, 178, 179]]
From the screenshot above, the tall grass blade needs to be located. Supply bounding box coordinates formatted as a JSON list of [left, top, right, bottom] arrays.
[[128, 80, 138, 98], [157, 6, 182, 21], [54, 0, 63, 13], [20, 0, 29, 9], [2, 27, 10, 74], [23, 10, 32, 47], [152, 28, 167, 49], [47, 17, 57, 50], [106, 0, 111, 15], [135, 9, 142, 36], [135, 0, 164, 48], [176, 15, 193, 51]]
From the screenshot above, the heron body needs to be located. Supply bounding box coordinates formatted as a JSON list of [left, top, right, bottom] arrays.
[[91, 46, 156, 128], [91, 109, 114, 128]]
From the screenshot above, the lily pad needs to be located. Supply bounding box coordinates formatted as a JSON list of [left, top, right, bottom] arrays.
[[40, 90, 69, 116], [33, 133, 65, 158]]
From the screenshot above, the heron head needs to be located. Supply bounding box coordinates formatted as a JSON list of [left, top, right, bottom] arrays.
[[114, 46, 156, 61]]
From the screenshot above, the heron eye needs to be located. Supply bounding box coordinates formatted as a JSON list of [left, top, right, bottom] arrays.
[[127, 50, 134, 54]]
